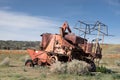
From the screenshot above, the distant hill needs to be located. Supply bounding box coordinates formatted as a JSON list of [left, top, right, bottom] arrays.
[[0, 40, 40, 50]]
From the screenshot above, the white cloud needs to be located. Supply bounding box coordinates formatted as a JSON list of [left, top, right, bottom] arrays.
[[0, 10, 61, 41], [0, 10, 59, 29]]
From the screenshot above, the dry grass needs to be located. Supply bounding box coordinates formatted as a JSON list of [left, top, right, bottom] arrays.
[[103, 54, 120, 58], [67, 60, 89, 75], [50, 61, 67, 74], [19, 55, 31, 62], [0, 44, 120, 80], [102, 44, 120, 54], [0, 50, 27, 54], [0, 57, 10, 66]]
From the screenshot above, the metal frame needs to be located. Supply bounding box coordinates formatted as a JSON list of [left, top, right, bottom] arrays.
[[74, 20, 112, 43]]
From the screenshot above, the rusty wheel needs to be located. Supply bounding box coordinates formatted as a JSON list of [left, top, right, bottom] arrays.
[[50, 56, 58, 64], [25, 59, 34, 67]]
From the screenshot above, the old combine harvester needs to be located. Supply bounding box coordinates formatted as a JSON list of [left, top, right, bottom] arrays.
[[25, 21, 109, 72]]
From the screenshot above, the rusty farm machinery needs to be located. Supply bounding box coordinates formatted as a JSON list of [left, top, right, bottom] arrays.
[[25, 21, 109, 72]]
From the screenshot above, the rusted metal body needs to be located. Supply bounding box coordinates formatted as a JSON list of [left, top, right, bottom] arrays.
[[27, 49, 49, 65], [25, 22, 103, 71]]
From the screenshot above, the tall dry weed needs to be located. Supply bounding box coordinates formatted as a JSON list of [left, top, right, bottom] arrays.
[[67, 59, 89, 75], [0, 57, 10, 66], [50, 61, 67, 74], [50, 60, 90, 75]]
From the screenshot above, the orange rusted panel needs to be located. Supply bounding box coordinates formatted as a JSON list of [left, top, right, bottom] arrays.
[[27, 49, 48, 63]]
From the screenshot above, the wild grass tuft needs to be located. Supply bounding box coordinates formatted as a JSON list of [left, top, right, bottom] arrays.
[[50, 60, 90, 75], [115, 60, 120, 66], [0, 57, 10, 66], [50, 61, 67, 74], [67, 59, 89, 75]]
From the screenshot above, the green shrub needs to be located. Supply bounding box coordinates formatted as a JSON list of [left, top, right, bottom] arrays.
[[96, 66, 112, 73]]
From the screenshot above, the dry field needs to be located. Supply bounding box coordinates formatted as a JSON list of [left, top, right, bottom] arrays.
[[0, 44, 120, 80], [0, 50, 28, 54]]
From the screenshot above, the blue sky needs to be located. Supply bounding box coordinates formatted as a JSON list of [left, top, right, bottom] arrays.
[[0, 0, 120, 44]]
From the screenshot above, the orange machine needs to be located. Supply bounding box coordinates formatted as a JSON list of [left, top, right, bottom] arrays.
[[25, 22, 102, 72]]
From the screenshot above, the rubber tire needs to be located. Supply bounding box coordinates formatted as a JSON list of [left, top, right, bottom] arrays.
[[25, 59, 34, 67], [81, 57, 96, 72], [50, 56, 58, 64], [89, 61, 96, 72]]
